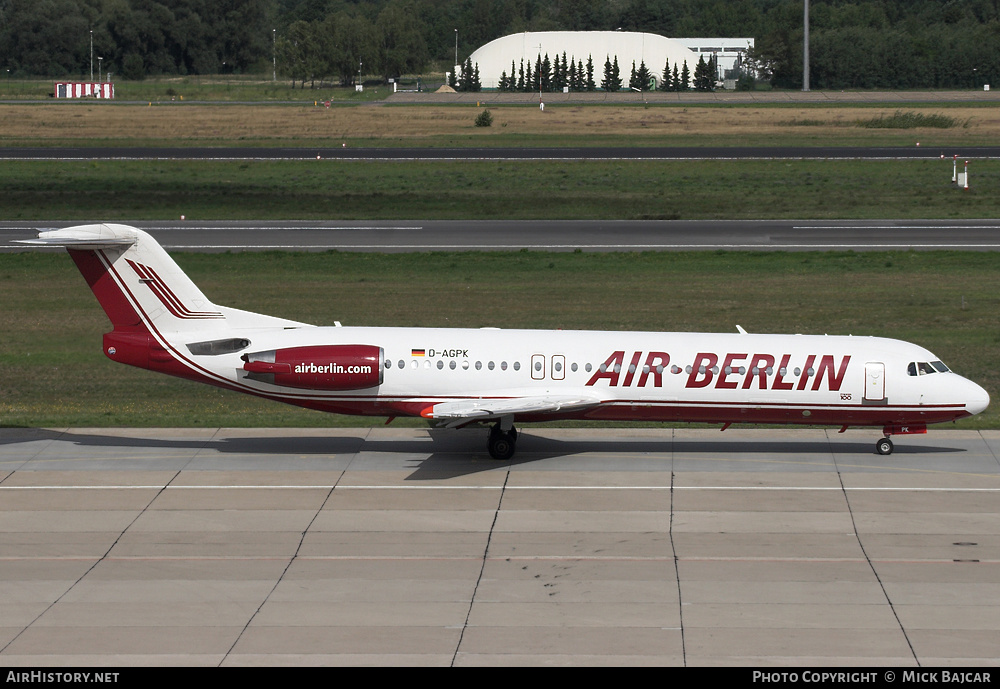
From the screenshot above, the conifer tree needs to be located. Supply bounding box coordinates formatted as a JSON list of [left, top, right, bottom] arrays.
[[660, 58, 670, 91], [601, 55, 613, 91], [671, 64, 680, 91], [680, 60, 690, 90], [635, 60, 652, 92], [586, 55, 596, 91]]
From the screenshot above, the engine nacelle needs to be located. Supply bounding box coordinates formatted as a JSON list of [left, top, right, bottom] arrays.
[[242, 344, 384, 390]]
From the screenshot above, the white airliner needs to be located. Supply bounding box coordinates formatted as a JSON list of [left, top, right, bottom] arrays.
[[19, 223, 989, 459]]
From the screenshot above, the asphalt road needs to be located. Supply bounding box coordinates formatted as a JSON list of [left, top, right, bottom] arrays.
[[4, 219, 1000, 252]]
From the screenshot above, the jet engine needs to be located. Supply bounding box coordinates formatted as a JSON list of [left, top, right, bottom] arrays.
[[242, 344, 384, 390]]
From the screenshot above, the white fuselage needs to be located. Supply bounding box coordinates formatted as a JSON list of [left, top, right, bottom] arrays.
[[180, 324, 988, 428]]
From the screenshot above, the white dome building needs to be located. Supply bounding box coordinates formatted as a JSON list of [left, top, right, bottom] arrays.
[[466, 31, 702, 90]]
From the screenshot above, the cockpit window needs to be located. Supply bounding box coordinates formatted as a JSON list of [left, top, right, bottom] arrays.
[[908, 361, 950, 376]]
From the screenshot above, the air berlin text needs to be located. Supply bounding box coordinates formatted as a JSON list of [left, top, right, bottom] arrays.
[[293, 363, 372, 375], [585, 351, 851, 392]]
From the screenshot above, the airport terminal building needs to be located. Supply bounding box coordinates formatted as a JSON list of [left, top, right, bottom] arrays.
[[466, 31, 753, 90]]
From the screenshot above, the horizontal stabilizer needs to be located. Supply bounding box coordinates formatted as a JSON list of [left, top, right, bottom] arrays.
[[15, 224, 139, 249]]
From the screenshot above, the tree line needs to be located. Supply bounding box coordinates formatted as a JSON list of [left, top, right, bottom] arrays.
[[2, 0, 1000, 90], [492, 53, 719, 93]]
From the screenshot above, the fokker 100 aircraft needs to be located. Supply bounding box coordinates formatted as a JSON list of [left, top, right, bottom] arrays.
[[20, 224, 989, 459]]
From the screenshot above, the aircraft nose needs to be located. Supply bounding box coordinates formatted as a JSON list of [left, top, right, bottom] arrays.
[[965, 378, 990, 416]]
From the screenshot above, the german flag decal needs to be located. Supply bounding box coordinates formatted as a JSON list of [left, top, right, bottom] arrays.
[[411, 348, 425, 357]]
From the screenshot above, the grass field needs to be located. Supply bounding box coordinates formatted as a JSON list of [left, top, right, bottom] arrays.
[[2, 250, 998, 429], [1, 158, 997, 220], [1, 102, 999, 148]]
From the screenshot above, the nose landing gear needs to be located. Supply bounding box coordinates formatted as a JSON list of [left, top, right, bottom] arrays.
[[875, 436, 894, 455], [876, 424, 927, 455]]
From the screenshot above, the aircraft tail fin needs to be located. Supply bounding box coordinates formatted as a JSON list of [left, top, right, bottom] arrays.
[[19, 224, 308, 334]]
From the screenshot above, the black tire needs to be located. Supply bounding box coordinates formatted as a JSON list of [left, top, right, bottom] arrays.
[[488, 427, 517, 460], [876, 437, 894, 455]]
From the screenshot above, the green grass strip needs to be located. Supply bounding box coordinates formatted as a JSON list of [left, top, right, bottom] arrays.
[[1, 159, 998, 221]]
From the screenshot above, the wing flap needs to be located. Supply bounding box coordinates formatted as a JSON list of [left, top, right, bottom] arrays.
[[422, 393, 601, 427]]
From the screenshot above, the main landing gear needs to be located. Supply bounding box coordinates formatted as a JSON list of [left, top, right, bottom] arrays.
[[487, 423, 518, 460]]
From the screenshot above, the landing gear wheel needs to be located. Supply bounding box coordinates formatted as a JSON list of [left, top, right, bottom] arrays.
[[876, 437, 894, 456], [487, 425, 517, 460]]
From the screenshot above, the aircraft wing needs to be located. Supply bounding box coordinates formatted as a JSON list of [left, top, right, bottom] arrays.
[[422, 393, 602, 428]]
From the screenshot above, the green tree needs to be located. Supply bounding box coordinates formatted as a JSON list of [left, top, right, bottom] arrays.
[[634, 60, 652, 91], [375, 0, 428, 82], [694, 54, 713, 91], [331, 13, 374, 86], [275, 20, 317, 88]]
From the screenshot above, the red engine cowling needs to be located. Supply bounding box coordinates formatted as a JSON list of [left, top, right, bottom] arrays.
[[242, 344, 384, 390]]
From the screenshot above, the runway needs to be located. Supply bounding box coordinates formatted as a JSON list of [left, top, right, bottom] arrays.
[[4, 219, 1000, 252], [1, 426, 998, 666]]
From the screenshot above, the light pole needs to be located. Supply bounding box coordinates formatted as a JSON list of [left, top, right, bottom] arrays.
[[802, 0, 810, 91], [272, 29, 276, 81], [454, 29, 458, 70], [97, 56, 102, 83], [90, 30, 93, 81]]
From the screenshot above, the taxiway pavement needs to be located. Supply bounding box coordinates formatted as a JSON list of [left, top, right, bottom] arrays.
[[1, 427, 998, 666], [4, 219, 1000, 252]]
